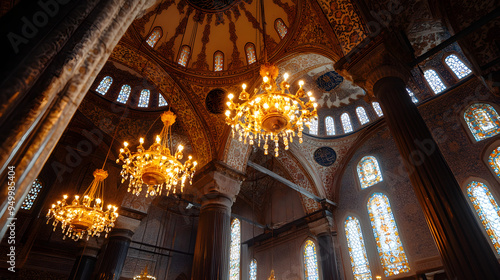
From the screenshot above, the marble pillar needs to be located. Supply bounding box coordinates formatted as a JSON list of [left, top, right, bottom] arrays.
[[68, 239, 101, 280], [310, 217, 340, 280]]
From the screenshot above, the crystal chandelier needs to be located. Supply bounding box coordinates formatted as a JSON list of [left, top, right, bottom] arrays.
[[46, 169, 119, 241], [225, 63, 318, 156], [134, 266, 156, 280], [118, 111, 197, 197]]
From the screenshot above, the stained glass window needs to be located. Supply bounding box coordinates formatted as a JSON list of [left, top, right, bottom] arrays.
[[325, 116, 335, 136], [372, 102, 383, 117], [445, 54, 472, 79], [464, 103, 500, 141], [96, 76, 112, 95], [309, 118, 318, 135], [424, 69, 446, 94], [345, 216, 372, 280], [356, 107, 369, 125], [146, 27, 162, 48], [230, 218, 240, 280], [406, 88, 418, 104], [138, 89, 150, 107], [303, 240, 319, 280], [368, 193, 410, 277], [159, 94, 168, 107], [214, 51, 224, 71], [249, 259, 257, 280], [341, 113, 353, 133], [357, 156, 383, 189], [245, 43, 257, 65], [21, 179, 43, 210], [467, 181, 500, 254], [116, 85, 131, 104], [488, 147, 500, 178], [275, 18, 288, 39], [178, 45, 191, 67]]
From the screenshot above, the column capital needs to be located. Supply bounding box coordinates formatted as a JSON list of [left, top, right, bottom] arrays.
[[309, 216, 334, 236], [335, 31, 414, 97]]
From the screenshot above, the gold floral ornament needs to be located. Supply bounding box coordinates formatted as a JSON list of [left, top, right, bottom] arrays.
[[46, 169, 119, 241], [118, 111, 197, 197], [225, 63, 318, 157]]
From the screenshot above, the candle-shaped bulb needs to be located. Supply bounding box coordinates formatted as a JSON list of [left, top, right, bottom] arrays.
[[284, 73, 289, 81], [299, 80, 304, 87], [139, 138, 144, 144]]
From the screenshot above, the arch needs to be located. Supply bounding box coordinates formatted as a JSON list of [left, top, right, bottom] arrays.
[[372, 102, 383, 117], [96, 76, 113, 95], [356, 107, 369, 125], [249, 259, 257, 280], [367, 193, 410, 276], [245, 42, 257, 65], [177, 45, 191, 67], [309, 118, 318, 135], [303, 239, 319, 280], [138, 89, 150, 107], [463, 103, 500, 141], [344, 216, 372, 280], [341, 113, 353, 133], [230, 218, 241, 280], [116, 85, 131, 104], [406, 88, 418, 103], [274, 18, 288, 39], [357, 156, 383, 189], [214, 51, 224, 71], [21, 178, 43, 211], [444, 53, 472, 79], [466, 181, 500, 254], [325, 116, 335, 136], [423, 69, 447, 94], [146, 26, 162, 48], [159, 94, 168, 107]]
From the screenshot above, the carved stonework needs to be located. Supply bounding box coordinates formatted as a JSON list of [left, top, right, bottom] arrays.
[[193, 160, 246, 201]]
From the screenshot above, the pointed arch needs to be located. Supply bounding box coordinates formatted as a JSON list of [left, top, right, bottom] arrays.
[[146, 26, 162, 48], [367, 193, 410, 276], [230, 218, 241, 280], [116, 85, 131, 104], [138, 89, 150, 107], [177, 45, 191, 67], [357, 156, 383, 189], [341, 113, 353, 133], [214, 51, 224, 71], [303, 239, 319, 280], [249, 259, 257, 280], [245, 42, 257, 65], [445, 54, 472, 79], [345, 216, 372, 280], [21, 179, 43, 211], [96, 76, 113, 95], [325, 116, 335, 136], [274, 18, 288, 39], [372, 102, 383, 117], [424, 69, 447, 94], [488, 146, 500, 179], [356, 107, 369, 125], [464, 103, 500, 141]]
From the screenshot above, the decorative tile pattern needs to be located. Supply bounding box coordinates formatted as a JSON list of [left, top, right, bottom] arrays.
[[357, 156, 383, 189], [316, 71, 344, 91], [303, 240, 319, 280], [341, 113, 353, 133], [325, 116, 335, 135], [96, 76, 113, 95], [345, 216, 372, 280], [464, 103, 500, 141], [249, 259, 257, 280], [146, 28, 162, 47], [230, 218, 241, 280], [356, 107, 369, 125], [21, 179, 42, 210], [372, 102, 383, 117], [445, 54, 472, 79], [314, 147, 337, 167], [117, 85, 131, 104], [368, 193, 410, 277], [424, 70, 446, 94], [138, 89, 150, 107]]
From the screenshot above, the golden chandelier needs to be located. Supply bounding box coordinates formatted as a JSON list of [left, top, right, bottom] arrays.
[[118, 111, 197, 197], [134, 266, 156, 280], [225, 63, 318, 157], [46, 169, 119, 241]]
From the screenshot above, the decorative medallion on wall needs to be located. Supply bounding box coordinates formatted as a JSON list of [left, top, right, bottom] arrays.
[[316, 71, 344, 91], [205, 88, 226, 114], [314, 147, 337, 166]]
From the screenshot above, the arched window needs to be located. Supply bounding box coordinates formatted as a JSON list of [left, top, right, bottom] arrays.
[[274, 18, 288, 39], [159, 94, 168, 107], [356, 107, 369, 125], [372, 102, 383, 117], [345, 216, 372, 280], [116, 85, 131, 104], [96, 76, 113, 95], [357, 156, 383, 189], [325, 116, 335, 136], [488, 147, 500, 178], [424, 69, 446, 94], [464, 103, 500, 141], [230, 218, 240, 280], [214, 51, 224, 71], [466, 181, 500, 254], [138, 89, 150, 107], [406, 88, 418, 103], [177, 45, 191, 67], [21, 179, 43, 210], [368, 193, 410, 276], [309, 118, 318, 135], [249, 259, 257, 280], [445, 54, 472, 79], [341, 113, 353, 133], [303, 240, 319, 280], [245, 43, 257, 65], [146, 27, 162, 48]]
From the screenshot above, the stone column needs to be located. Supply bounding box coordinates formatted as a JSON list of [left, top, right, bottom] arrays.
[[310, 216, 339, 280], [335, 31, 500, 280], [68, 239, 101, 280], [94, 215, 142, 280], [191, 161, 243, 280]]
